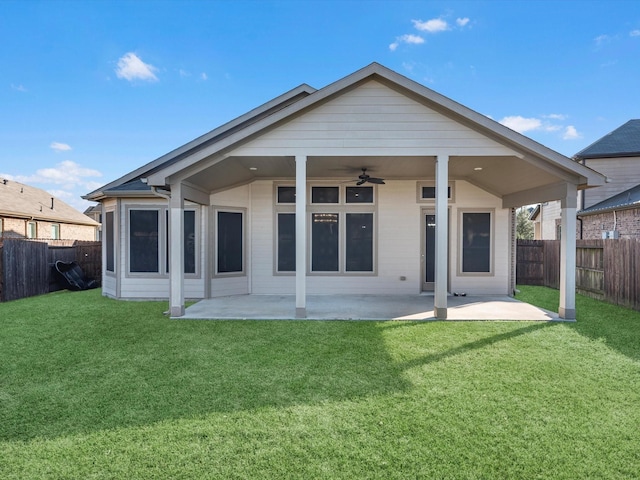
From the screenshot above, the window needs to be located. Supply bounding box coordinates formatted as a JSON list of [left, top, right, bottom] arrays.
[[345, 213, 373, 271], [346, 186, 373, 203], [277, 213, 296, 272], [27, 221, 36, 239], [216, 210, 244, 274], [0, 218, 3, 237], [275, 184, 376, 275], [460, 211, 492, 274], [417, 181, 454, 203], [51, 224, 60, 240], [312, 186, 339, 204], [105, 211, 115, 273], [312, 213, 339, 271], [129, 209, 159, 273], [277, 186, 296, 204]]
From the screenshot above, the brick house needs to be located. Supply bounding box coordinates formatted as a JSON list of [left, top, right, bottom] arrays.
[[532, 119, 640, 239], [0, 178, 99, 242]]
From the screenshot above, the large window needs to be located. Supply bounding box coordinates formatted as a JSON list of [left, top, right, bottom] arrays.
[[274, 184, 375, 275], [460, 211, 492, 274], [105, 210, 115, 273], [216, 210, 244, 274], [346, 213, 373, 272], [129, 210, 159, 273], [277, 213, 296, 272]]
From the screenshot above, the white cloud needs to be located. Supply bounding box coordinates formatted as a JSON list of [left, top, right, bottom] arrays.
[[389, 34, 424, 51], [50, 142, 72, 152], [5, 161, 102, 191], [499, 116, 542, 133], [543, 113, 568, 120], [594, 34, 610, 46], [412, 18, 449, 33], [563, 125, 582, 140], [631, 29, 640, 37], [179, 69, 190, 77], [115, 52, 159, 82], [456, 17, 470, 27], [200, 72, 208, 81], [11, 84, 27, 92]]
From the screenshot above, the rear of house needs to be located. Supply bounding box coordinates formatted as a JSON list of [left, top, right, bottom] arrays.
[[86, 63, 605, 319]]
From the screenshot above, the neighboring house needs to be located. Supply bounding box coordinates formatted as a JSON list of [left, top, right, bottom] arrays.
[[0, 178, 100, 242], [84, 205, 103, 241], [578, 184, 640, 239], [534, 119, 640, 239], [84, 63, 605, 319]]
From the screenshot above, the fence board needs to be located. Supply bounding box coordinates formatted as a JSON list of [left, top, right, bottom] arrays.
[[1, 239, 48, 301], [0, 239, 101, 302], [517, 238, 640, 311]]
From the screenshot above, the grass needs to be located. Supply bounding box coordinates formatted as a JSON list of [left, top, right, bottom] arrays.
[[1, 287, 639, 479]]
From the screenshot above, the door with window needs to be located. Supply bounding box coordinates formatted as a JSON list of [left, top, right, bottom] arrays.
[[421, 209, 448, 291]]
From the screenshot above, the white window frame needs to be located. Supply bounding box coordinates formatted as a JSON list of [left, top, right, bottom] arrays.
[[27, 221, 37, 239]]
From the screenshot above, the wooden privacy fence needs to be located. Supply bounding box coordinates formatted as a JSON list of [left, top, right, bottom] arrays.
[[0, 239, 101, 302], [517, 239, 640, 311]]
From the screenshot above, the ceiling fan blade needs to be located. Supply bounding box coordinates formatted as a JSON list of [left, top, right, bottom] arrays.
[[356, 179, 367, 186], [367, 177, 385, 184]]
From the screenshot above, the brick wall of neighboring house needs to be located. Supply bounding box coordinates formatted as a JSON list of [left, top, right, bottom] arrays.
[[579, 208, 640, 240], [0, 216, 97, 241]]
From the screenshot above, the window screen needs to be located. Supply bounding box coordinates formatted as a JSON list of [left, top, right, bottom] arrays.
[[462, 212, 491, 273], [105, 211, 115, 272], [346, 186, 373, 203], [311, 213, 339, 271], [217, 211, 243, 273], [311, 187, 339, 204], [345, 213, 373, 271], [130, 210, 159, 273], [277, 213, 296, 272]]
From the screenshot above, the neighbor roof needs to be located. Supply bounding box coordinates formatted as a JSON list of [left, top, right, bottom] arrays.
[[0, 178, 99, 226], [575, 119, 640, 160], [578, 183, 640, 215]]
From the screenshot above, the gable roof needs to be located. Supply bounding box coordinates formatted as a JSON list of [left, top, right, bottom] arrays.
[[85, 62, 605, 201], [575, 119, 640, 160], [0, 178, 99, 226], [578, 183, 640, 215], [84, 83, 316, 200]]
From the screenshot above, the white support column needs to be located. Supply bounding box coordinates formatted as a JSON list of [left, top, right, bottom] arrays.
[[434, 154, 449, 319], [169, 182, 185, 317], [295, 155, 307, 318], [559, 184, 577, 320]]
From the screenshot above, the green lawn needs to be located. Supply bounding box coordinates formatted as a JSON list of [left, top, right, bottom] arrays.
[[1, 287, 639, 479]]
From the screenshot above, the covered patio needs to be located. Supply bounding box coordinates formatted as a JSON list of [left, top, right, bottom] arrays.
[[180, 294, 560, 321]]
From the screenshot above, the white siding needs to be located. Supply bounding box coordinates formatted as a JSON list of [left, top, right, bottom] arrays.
[[210, 185, 251, 297], [229, 80, 516, 158], [540, 200, 561, 240], [450, 181, 510, 295], [247, 179, 510, 296]]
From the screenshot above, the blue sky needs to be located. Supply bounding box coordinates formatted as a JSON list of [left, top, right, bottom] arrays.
[[1, 0, 639, 211]]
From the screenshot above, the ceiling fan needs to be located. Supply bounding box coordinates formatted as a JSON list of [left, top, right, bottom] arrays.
[[354, 168, 385, 185]]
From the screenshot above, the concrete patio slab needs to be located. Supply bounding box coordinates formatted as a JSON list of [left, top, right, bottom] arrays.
[[179, 294, 561, 321]]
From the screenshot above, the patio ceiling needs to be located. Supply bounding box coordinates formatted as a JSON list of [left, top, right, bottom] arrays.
[[181, 154, 564, 200]]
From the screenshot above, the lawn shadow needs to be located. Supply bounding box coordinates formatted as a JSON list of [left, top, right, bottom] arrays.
[[1, 314, 413, 442], [396, 322, 554, 371]]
